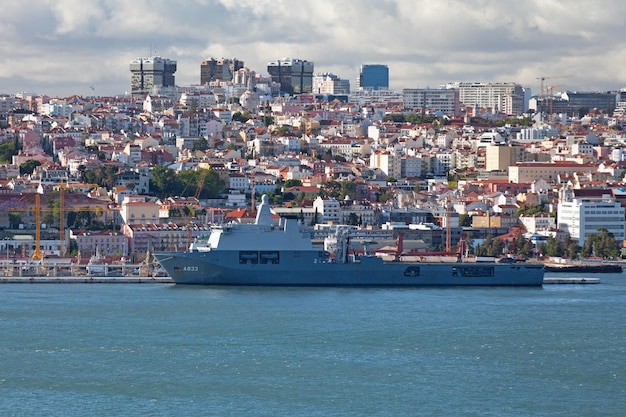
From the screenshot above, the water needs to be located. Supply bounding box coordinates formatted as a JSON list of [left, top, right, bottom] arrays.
[[1, 273, 625, 417]]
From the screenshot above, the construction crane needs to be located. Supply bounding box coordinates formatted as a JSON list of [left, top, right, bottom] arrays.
[[6, 191, 107, 260], [536, 75, 572, 115], [546, 84, 565, 115]]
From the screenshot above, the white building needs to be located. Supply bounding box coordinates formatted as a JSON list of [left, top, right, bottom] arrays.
[[402, 88, 461, 116], [370, 149, 402, 179], [313, 197, 341, 224], [445, 82, 525, 115], [557, 186, 625, 246], [519, 215, 556, 233]]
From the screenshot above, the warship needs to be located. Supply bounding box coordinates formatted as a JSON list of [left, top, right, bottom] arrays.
[[154, 195, 544, 286]]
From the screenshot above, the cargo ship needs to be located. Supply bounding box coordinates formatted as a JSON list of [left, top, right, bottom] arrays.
[[153, 195, 544, 287]]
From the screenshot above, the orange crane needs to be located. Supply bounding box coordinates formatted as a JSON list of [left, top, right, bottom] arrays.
[[7, 191, 107, 260], [536, 75, 572, 114], [546, 84, 565, 115]]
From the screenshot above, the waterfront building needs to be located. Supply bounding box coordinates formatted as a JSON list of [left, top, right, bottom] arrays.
[[357, 64, 389, 90], [129, 56, 177, 97], [267, 58, 314, 95], [557, 186, 625, 246]]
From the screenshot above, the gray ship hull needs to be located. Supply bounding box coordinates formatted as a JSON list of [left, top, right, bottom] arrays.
[[154, 251, 544, 287], [154, 196, 544, 287]]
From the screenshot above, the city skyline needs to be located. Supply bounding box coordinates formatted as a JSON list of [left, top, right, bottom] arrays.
[[1, 0, 626, 97]]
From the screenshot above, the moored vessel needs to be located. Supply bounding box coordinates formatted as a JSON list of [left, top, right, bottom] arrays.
[[154, 195, 544, 287]]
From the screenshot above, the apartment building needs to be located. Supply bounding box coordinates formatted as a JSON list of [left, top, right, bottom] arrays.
[[445, 82, 525, 115], [129, 56, 177, 97], [402, 88, 461, 116]]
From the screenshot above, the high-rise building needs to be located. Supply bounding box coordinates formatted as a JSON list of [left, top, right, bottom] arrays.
[[200, 58, 244, 85], [267, 58, 314, 95], [129, 56, 177, 97], [445, 82, 525, 115], [312, 73, 350, 95], [402, 88, 461, 116], [357, 64, 389, 90]]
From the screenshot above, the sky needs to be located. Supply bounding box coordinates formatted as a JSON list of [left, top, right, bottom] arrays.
[[1, 0, 626, 98]]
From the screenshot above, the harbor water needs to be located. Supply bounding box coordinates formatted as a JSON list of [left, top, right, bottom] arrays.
[[1, 273, 625, 416]]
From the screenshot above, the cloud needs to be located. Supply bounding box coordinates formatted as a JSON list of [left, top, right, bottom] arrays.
[[1, 0, 625, 96]]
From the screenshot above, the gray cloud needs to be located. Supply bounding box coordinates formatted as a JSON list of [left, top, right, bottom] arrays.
[[1, 0, 625, 96]]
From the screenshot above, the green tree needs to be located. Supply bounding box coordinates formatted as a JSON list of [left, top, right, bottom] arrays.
[[0, 139, 19, 164], [378, 190, 395, 203], [284, 179, 303, 188], [150, 165, 179, 197], [515, 204, 548, 217], [544, 236, 563, 257], [405, 113, 424, 124], [582, 228, 620, 259], [319, 180, 341, 199], [459, 213, 472, 227], [515, 234, 534, 259], [562, 233, 580, 259], [232, 111, 251, 123], [340, 181, 357, 200], [193, 137, 209, 151], [262, 115, 275, 126], [84, 165, 118, 189], [8, 212, 20, 229], [275, 125, 291, 135], [347, 213, 360, 226], [19, 159, 41, 176]]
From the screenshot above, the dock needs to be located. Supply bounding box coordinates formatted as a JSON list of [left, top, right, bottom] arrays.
[[0, 259, 173, 284], [543, 277, 600, 284], [0, 276, 173, 284]]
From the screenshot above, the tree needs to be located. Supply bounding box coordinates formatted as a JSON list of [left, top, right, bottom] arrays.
[[310, 207, 319, 226], [459, 213, 472, 227], [150, 166, 179, 197], [262, 115, 275, 126], [0, 139, 19, 164], [232, 111, 251, 123], [515, 234, 534, 259], [20, 159, 41, 176], [319, 180, 341, 199], [582, 228, 621, 259], [378, 190, 395, 203], [275, 125, 291, 135], [284, 179, 303, 188], [562, 233, 580, 259], [544, 236, 563, 257], [347, 213, 360, 226], [84, 165, 118, 189], [193, 137, 209, 151], [8, 212, 20, 229], [340, 181, 357, 200], [515, 204, 548, 217]]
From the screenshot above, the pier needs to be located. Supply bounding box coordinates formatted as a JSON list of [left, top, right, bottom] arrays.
[[543, 277, 600, 284], [0, 260, 172, 284]]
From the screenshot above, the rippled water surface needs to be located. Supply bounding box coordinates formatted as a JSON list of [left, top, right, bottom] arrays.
[[1, 273, 625, 416]]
